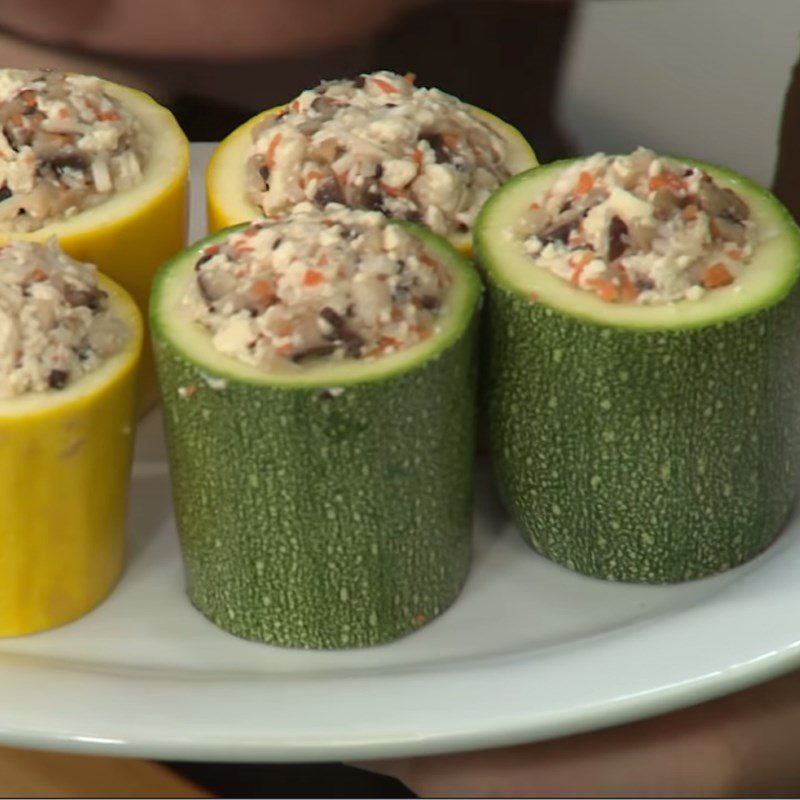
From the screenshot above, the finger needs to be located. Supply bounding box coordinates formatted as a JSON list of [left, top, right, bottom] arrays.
[[356, 670, 800, 797]]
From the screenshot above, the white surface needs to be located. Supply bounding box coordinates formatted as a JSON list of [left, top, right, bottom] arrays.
[[0, 144, 799, 762], [561, 0, 800, 186]]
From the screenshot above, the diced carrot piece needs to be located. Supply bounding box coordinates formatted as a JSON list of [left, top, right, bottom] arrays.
[[649, 173, 685, 192], [587, 277, 620, 302], [291, 99, 301, 113], [266, 133, 283, 168], [442, 133, 460, 151], [413, 149, 425, 168], [575, 171, 594, 196], [619, 271, 639, 302], [571, 251, 594, 269], [306, 169, 327, 183], [726, 248, 743, 261], [334, 169, 350, 187], [303, 269, 325, 286], [276, 343, 294, 357], [98, 110, 120, 122], [30, 268, 47, 282], [405, 72, 417, 84], [372, 77, 399, 93], [569, 252, 593, 287], [702, 263, 734, 289], [682, 203, 699, 221], [529, 202, 542, 211], [380, 182, 409, 198], [252, 280, 272, 297]]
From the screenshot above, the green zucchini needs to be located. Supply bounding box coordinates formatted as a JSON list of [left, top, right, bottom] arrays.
[[151, 222, 481, 647], [475, 158, 800, 583]]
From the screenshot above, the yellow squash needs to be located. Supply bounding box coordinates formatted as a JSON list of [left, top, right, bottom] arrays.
[[206, 104, 537, 256], [0, 276, 142, 636], [0, 80, 190, 413]]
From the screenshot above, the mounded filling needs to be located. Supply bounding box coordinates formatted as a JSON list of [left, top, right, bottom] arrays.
[[519, 148, 757, 303], [0, 239, 129, 398], [184, 206, 451, 368], [0, 69, 146, 232], [246, 70, 511, 238]]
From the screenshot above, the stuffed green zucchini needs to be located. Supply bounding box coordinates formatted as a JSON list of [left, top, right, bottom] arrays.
[[476, 148, 800, 583], [151, 206, 481, 646]]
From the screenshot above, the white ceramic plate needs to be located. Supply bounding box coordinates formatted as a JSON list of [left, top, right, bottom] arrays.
[[1, 145, 799, 763]]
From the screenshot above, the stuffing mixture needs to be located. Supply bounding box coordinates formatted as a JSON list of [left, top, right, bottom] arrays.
[[520, 148, 756, 303], [185, 206, 451, 368], [0, 69, 145, 232], [246, 71, 510, 238], [0, 240, 129, 398]]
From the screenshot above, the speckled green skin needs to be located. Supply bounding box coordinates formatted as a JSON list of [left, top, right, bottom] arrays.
[[482, 278, 800, 583], [152, 314, 478, 648]]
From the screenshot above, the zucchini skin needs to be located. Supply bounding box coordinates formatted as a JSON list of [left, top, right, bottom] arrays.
[[153, 317, 478, 647], [484, 277, 800, 583], [0, 282, 142, 635]]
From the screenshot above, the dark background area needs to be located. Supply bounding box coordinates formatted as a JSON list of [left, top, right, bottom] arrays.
[[168, 1, 576, 161]]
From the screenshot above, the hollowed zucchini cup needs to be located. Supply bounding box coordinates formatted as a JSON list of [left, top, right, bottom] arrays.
[[151, 223, 481, 648]]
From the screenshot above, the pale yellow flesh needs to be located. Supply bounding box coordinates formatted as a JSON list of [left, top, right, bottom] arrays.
[[0, 80, 190, 413], [206, 104, 537, 256], [0, 275, 142, 636]]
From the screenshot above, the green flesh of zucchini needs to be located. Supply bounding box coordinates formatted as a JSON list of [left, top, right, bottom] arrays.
[[476, 159, 800, 583], [151, 223, 481, 647]]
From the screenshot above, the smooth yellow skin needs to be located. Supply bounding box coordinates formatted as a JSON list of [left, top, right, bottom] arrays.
[[206, 103, 537, 257], [0, 276, 143, 636], [0, 80, 190, 413]]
